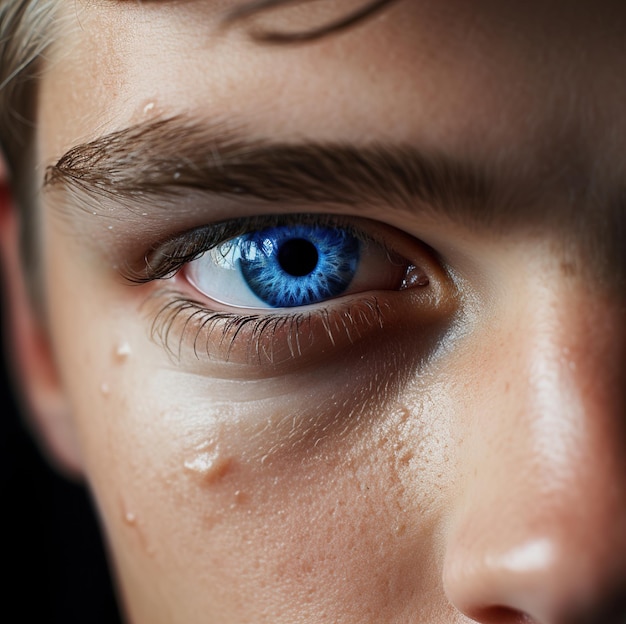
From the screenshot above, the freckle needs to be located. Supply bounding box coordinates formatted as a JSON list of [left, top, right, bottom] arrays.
[[398, 449, 414, 466], [394, 523, 407, 537]]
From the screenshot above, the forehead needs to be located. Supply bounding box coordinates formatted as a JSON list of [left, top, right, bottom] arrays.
[[42, 1, 626, 150]]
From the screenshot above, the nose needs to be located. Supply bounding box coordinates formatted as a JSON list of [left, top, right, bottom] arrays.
[[442, 271, 626, 624]]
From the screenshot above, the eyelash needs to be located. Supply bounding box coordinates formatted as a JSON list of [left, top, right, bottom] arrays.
[[126, 213, 387, 283], [130, 213, 435, 367], [149, 291, 388, 367]]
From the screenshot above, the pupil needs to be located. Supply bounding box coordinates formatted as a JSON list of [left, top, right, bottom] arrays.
[[278, 238, 319, 277]]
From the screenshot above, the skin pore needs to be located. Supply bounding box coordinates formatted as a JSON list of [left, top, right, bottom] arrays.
[[3, 0, 626, 623]]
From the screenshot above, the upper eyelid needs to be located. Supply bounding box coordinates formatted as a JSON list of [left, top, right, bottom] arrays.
[[122, 213, 420, 284]]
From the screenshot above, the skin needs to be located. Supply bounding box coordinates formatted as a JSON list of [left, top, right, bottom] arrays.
[[1, 0, 625, 622]]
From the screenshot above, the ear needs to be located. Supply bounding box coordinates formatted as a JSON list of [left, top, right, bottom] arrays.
[[0, 156, 83, 479]]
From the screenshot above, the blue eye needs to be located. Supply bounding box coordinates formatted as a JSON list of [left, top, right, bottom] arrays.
[[238, 225, 359, 307], [185, 221, 412, 310]]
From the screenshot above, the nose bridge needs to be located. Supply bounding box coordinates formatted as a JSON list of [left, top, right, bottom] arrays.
[[523, 283, 626, 503], [443, 272, 626, 623]]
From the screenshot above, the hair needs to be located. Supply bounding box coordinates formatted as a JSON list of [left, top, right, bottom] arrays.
[[0, 0, 58, 182], [0, 0, 60, 302]]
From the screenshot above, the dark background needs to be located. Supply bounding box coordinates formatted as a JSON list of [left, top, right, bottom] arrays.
[[0, 307, 122, 622]]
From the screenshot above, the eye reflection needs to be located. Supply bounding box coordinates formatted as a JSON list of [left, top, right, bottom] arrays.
[[184, 222, 411, 310]]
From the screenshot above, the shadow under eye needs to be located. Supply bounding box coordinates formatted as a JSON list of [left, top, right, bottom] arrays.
[[146, 276, 458, 380]]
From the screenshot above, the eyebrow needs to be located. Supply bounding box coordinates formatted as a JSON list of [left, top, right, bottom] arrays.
[[44, 116, 626, 294], [44, 116, 507, 228]]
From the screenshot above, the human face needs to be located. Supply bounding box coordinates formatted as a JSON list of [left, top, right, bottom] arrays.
[[33, 1, 626, 622]]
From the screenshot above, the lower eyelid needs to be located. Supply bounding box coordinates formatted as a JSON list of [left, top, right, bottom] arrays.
[[146, 275, 457, 376]]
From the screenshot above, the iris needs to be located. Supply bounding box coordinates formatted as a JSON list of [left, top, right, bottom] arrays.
[[238, 224, 360, 307]]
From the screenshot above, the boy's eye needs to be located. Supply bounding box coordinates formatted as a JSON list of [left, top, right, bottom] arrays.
[[183, 222, 424, 310], [134, 214, 449, 367]]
